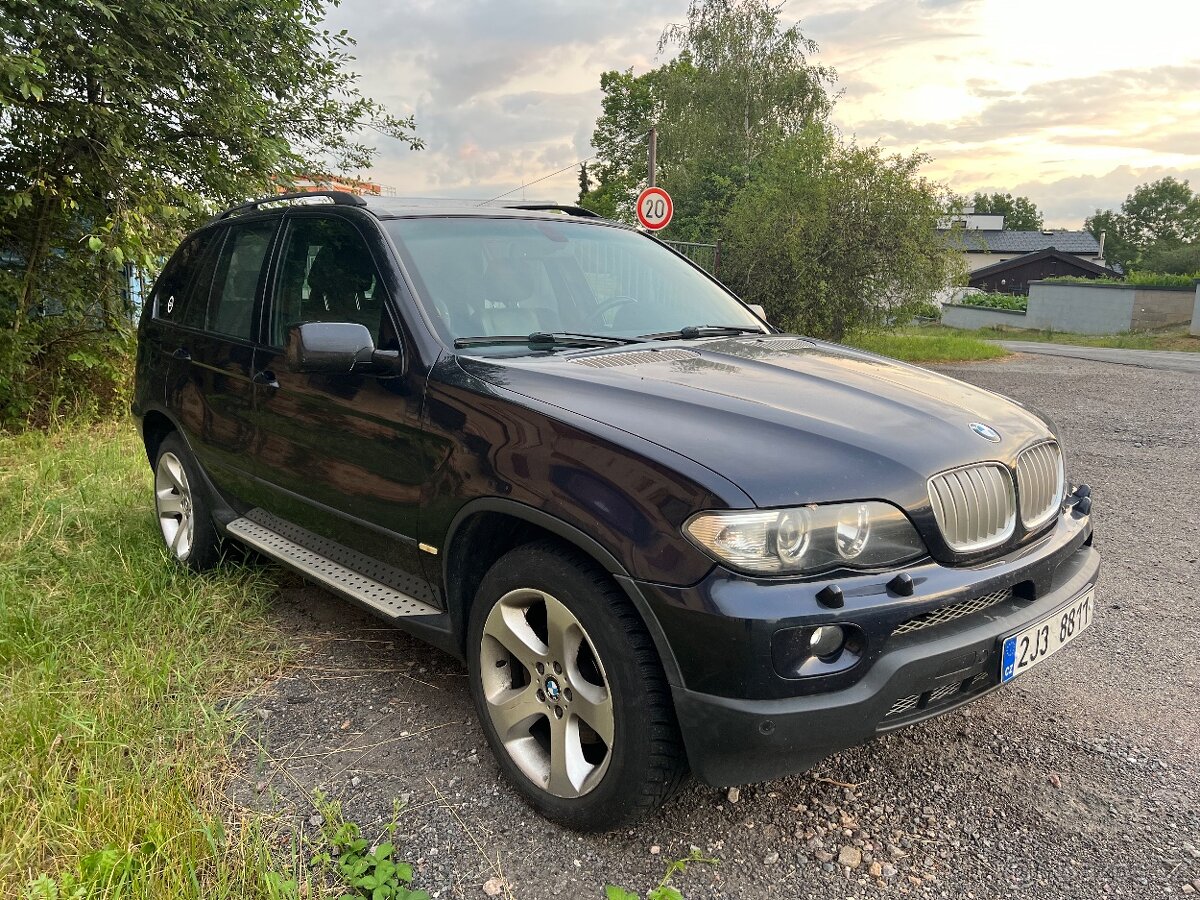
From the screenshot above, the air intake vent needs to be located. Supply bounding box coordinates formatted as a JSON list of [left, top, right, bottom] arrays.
[[1016, 441, 1064, 529], [892, 588, 1013, 636], [758, 338, 815, 351], [570, 348, 699, 368], [927, 463, 1015, 552]]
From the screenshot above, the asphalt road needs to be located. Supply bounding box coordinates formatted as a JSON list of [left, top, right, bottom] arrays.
[[230, 353, 1200, 900], [996, 341, 1200, 374]]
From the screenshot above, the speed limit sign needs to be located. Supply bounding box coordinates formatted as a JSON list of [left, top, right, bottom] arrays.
[[636, 186, 673, 231]]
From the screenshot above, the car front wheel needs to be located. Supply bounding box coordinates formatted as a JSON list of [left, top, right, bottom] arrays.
[[467, 541, 687, 830]]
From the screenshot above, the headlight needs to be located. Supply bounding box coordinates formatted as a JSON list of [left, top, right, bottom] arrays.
[[684, 501, 926, 576]]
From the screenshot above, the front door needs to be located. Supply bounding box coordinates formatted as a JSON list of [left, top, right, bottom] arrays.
[[250, 211, 436, 601]]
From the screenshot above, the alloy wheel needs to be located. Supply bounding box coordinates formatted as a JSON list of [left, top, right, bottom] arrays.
[[479, 588, 615, 798], [155, 451, 194, 561]]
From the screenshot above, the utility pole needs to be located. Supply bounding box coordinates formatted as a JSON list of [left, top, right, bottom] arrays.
[[647, 126, 657, 188]]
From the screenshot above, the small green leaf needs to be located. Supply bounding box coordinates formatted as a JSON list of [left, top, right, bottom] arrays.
[[648, 888, 684, 900], [87, 236, 103, 252], [606, 887, 641, 900]]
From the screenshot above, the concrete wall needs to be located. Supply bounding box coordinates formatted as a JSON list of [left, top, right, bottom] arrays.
[[1023, 283, 1133, 334], [1192, 283, 1200, 337], [942, 304, 1029, 330], [1022, 282, 1194, 334], [1129, 288, 1196, 329]]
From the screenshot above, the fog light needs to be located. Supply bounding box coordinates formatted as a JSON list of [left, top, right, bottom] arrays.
[[808, 625, 845, 658], [771, 623, 866, 679]]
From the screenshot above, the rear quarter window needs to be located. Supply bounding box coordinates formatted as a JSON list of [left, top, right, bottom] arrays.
[[151, 230, 221, 327]]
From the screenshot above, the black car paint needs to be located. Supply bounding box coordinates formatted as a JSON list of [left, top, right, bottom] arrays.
[[133, 202, 1099, 786]]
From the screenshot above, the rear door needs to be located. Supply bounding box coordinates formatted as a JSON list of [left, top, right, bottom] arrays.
[[250, 210, 435, 596], [164, 217, 280, 505]]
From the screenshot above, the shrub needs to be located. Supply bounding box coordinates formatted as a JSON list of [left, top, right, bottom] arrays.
[[1042, 271, 1199, 288], [960, 293, 1028, 311]]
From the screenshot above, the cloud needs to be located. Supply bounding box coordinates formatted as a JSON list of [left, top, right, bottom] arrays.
[[323, 0, 682, 199], [1009, 165, 1200, 226], [315, 0, 1200, 228], [855, 62, 1200, 146], [789, 0, 984, 61]]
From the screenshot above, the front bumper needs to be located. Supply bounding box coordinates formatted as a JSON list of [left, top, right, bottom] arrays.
[[632, 508, 1099, 786]]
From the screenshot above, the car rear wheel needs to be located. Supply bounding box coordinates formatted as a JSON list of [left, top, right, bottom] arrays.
[[467, 541, 687, 830], [153, 433, 222, 571]]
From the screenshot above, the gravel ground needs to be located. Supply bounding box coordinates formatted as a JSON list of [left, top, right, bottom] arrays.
[[229, 352, 1200, 899]]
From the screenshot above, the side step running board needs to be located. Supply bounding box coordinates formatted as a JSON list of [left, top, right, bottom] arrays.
[[227, 517, 440, 619]]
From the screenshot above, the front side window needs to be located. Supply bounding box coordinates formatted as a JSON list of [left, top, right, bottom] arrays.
[[271, 216, 389, 348], [203, 220, 277, 341], [384, 217, 762, 349]]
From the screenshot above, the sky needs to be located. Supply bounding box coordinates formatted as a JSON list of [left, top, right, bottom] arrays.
[[325, 0, 1200, 229]]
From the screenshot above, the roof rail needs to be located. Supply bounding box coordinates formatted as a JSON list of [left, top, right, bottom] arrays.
[[500, 203, 600, 218], [215, 190, 368, 221]]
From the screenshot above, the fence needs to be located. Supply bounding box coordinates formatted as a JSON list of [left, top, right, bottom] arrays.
[[661, 239, 721, 276]]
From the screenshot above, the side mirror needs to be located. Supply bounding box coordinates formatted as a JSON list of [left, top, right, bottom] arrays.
[[746, 303, 768, 322], [285, 322, 399, 374]]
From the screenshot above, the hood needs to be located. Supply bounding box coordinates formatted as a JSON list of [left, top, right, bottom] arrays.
[[455, 335, 1054, 510]]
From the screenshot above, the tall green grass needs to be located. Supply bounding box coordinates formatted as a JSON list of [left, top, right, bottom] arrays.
[[0, 421, 288, 897], [843, 329, 1009, 364]]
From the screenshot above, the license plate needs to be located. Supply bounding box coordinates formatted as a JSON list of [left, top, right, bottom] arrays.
[[1000, 587, 1095, 684]]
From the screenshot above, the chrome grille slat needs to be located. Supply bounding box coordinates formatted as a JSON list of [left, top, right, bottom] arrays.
[[927, 463, 1015, 552], [1016, 441, 1063, 530]]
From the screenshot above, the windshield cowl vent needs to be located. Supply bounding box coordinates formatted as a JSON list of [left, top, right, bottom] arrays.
[[756, 338, 816, 351], [570, 348, 700, 369]]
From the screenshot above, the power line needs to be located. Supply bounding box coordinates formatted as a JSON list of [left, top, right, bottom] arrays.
[[480, 154, 597, 206], [479, 130, 654, 206]]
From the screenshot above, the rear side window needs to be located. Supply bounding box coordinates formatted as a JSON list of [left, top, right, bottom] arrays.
[[152, 230, 220, 326], [203, 220, 277, 341]]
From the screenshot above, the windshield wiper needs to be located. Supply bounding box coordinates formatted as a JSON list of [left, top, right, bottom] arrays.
[[453, 331, 641, 350], [638, 324, 766, 341]]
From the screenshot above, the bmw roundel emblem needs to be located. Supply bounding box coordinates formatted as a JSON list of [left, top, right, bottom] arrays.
[[970, 422, 1001, 443]]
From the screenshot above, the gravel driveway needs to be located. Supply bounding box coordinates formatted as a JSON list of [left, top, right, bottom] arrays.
[[230, 352, 1200, 899]]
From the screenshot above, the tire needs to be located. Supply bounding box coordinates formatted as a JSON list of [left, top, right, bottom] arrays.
[[152, 432, 223, 571], [467, 540, 688, 830]]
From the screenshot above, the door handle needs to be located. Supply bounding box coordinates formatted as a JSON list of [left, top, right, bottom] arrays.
[[171, 347, 191, 361], [252, 370, 279, 389]]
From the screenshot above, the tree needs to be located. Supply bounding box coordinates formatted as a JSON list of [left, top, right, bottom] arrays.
[[577, 162, 592, 202], [970, 192, 1043, 231], [1083, 208, 1136, 272], [1085, 177, 1200, 272], [721, 128, 962, 341], [0, 0, 420, 427], [580, 0, 835, 237]]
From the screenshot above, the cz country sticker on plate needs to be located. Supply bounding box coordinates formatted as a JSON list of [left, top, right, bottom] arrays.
[[1000, 586, 1095, 684]]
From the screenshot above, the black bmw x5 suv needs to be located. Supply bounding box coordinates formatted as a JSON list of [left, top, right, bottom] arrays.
[[133, 190, 1100, 830]]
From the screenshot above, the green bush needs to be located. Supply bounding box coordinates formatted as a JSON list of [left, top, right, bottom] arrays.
[[1042, 271, 1199, 288], [960, 292, 1028, 311]]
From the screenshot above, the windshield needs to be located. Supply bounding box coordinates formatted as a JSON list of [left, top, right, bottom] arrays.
[[384, 216, 764, 350]]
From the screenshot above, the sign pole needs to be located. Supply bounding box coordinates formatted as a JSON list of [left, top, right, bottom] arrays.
[[647, 126, 657, 188]]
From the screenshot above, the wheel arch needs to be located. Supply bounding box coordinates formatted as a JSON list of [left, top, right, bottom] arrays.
[[440, 498, 683, 687], [140, 408, 179, 465]]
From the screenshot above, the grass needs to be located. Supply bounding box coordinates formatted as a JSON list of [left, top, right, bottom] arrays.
[[917, 323, 1200, 353], [843, 328, 1010, 363], [0, 420, 290, 897]]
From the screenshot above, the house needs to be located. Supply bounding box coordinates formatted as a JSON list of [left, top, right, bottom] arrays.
[[966, 248, 1117, 295], [938, 213, 1110, 274]]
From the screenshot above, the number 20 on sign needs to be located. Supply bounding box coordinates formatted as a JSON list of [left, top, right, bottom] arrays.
[[636, 187, 673, 231]]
